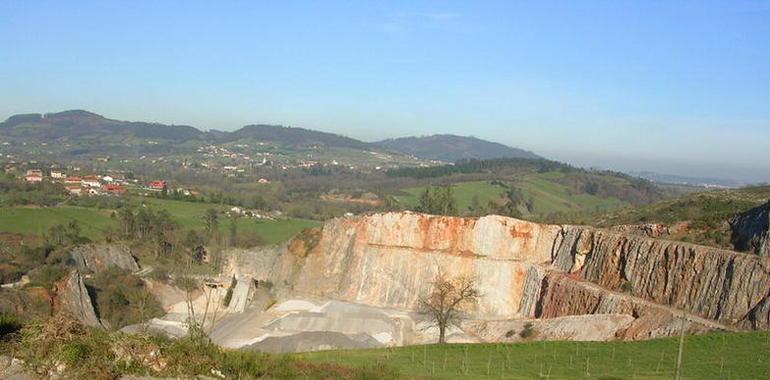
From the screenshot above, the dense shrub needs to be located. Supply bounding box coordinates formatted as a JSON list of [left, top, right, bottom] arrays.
[[86, 267, 164, 329], [0, 312, 23, 339], [27, 264, 68, 289], [519, 322, 535, 339]]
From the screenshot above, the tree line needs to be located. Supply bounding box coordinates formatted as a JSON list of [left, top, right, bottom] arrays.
[[386, 158, 574, 179]]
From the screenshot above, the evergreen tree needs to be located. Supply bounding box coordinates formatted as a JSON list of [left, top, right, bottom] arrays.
[[203, 208, 219, 236]]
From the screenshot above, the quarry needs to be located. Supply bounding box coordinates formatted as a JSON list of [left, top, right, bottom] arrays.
[[55, 212, 770, 353]]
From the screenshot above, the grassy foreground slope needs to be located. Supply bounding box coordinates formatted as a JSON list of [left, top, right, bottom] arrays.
[[299, 331, 770, 379]]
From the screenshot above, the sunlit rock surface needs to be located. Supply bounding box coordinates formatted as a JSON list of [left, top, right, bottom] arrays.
[[193, 212, 770, 349]]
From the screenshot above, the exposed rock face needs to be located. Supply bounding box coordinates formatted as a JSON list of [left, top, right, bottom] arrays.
[[68, 244, 139, 273], [227, 276, 257, 313], [224, 212, 770, 341], [534, 272, 719, 339], [463, 314, 636, 342], [730, 200, 770, 257], [228, 214, 559, 317], [53, 271, 104, 328], [552, 227, 770, 329]]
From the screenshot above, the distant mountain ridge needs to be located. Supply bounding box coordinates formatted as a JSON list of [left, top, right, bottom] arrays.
[[227, 124, 370, 150], [374, 134, 539, 162], [0, 110, 540, 161], [0, 110, 204, 143]]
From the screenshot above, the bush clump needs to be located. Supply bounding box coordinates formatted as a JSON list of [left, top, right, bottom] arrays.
[[86, 267, 164, 329], [519, 322, 535, 339]]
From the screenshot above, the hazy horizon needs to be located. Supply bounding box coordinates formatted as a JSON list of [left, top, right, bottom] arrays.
[[2, 1, 768, 182]]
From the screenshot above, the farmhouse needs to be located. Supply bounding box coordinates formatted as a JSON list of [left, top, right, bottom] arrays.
[[101, 184, 125, 194], [148, 180, 167, 190], [65, 185, 83, 195], [24, 169, 43, 182], [64, 176, 82, 186], [82, 175, 101, 188]]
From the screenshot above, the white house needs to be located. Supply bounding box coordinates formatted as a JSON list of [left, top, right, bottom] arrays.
[[81, 175, 101, 188]]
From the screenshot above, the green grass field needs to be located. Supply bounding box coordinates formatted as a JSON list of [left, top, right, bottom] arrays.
[[0, 206, 115, 239], [299, 331, 770, 379], [395, 181, 508, 212], [0, 197, 319, 245], [136, 198, 319, 244], [514, 175, 629, 215], [395, 174, 630, 218]]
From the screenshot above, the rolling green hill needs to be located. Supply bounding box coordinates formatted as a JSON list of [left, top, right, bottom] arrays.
[[395, 181, 508, 212], [299, 331, 770, 379], [514, 172, 629, 215], [375, 134, 539, 162], [567, 185, 770, 250], [589, 185, 770, 227], [394, 172, 631, 219]]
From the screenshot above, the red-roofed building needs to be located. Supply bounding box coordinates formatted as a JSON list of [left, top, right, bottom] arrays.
[[24, 169, 43, 182], [64, 176, 81, 185], [101, 184, 125, 194], [65, 185, 83, 195], [149, 180, 167, 190]]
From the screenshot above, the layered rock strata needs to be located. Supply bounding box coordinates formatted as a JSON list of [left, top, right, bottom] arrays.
[[225, 212, 770, 338]]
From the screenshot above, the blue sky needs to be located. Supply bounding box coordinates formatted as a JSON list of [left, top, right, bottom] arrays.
[[1, 1, 769, 181]]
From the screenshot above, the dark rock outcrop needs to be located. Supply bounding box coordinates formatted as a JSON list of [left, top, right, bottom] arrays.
[[730, 200, 770, 256], [53, 271, 104, 328], [68, 244, 139, 273]]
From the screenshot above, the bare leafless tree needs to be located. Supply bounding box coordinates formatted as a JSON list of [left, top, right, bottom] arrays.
[[419, 270, 481, 344]]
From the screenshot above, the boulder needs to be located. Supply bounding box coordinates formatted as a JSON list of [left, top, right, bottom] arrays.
[[0, 356, 38, 380]]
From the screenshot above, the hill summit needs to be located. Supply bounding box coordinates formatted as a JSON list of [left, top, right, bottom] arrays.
[[375, 134, 539, 162]]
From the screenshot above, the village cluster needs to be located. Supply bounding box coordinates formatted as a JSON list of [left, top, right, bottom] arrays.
[[22, 168, 181, 196]]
